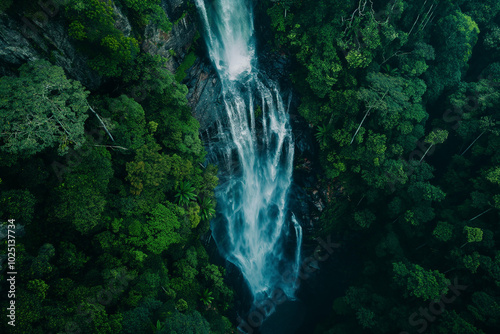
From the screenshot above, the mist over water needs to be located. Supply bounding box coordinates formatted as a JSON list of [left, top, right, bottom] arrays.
[[195, 0, 302, 300]]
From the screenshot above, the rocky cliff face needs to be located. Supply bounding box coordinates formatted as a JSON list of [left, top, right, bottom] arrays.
[[0, 0, 199, 90], [185, 58, 225, 131], [143, 0, 198, 74], [0, 11, 102, 89]]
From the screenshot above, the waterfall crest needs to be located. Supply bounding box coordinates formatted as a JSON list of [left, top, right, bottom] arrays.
[[195, 0, 302, 300]]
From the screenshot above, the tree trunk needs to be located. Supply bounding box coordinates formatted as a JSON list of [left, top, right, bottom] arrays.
[[408, 0, 427, 36], [88, 104, 115, 142], [469, 208, 493, 221], [415, 242, 428, 251], [94, 144, 127, 151], [461, 131, 485, 156], [419, 144, 434, 162], [350, 108, 371, 145], [351, 91, 388, 145], [418, 4, 435, 32]]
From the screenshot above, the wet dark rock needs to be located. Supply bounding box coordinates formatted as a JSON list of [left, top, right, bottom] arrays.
[[259, 52, 290, 87], [143, 11, 198, 74], [162, 0, 187, 19], [185, 57, 225, 131], [112, 2, 132, 37]]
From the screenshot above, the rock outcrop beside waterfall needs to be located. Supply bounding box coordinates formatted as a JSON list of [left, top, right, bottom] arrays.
[[143, 2, 198, 74], [185, 58, 226, 131]]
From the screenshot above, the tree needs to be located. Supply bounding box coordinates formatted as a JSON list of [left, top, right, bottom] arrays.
[[353, 209, 376, 229], [160, 311, 210, 334], [64, 0, 140, 77], [306, 39, 342, 98], [27, 279, 49, 300], [426, 11, 480, 100], [126, 140, 195, 202], [419, 129, 448, 162], [356, 307, 376, 329], [58, 242, 90, 275], [126, 140, 169, 196], [53, 146, 113, 234], [398, 42, 435, 77], [30, 244, 55, 278], [0, 190, 36, 225], [121, 305, 152, 334], [129, 57, 205, 162], [198, 197, 216, 222], [201, 264, 225, 292], [462, 0, 500, 25], [468, 292, 500, 326], [198, 289, 214, 306], [175, 181, 197, 207], [392, 262, 450, 301], [353, 72, 427, 145], [315, 123, 333, 148], [176, 298, 188, 312], [463, 251, 481, 273], [0, 60, 89, 158], [437, 310, 485, 334], [375, 230, 404, 259], [433, 221, 454, 242], [460, 117, 498, 156], [127, 202, 182, 254], [121, 0, 172, 32], [101, 95, 148, 151], [461, 226, 483, 248]]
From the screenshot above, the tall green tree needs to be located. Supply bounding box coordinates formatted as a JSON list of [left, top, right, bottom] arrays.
[[0, 60, 89, 159]]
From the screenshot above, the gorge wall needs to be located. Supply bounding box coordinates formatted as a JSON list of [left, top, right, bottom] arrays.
[[0, 0, 197, 90]]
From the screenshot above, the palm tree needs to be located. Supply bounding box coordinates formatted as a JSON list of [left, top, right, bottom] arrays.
[[199, 197, 216, 221], [175, 181, 197, 207], [315, 123, 332, 147], [382, 64, 399, 76], [199, 289, 214, 306], [154, 320, 163, 333]]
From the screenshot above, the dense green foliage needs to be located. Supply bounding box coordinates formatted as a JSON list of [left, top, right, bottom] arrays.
[[63, 0, 171, 77], [0, 60, 89, 160], [0, 3, 232, 334], [2, 0, 500, 333], [175, 51, 197, 82], [265, 0, 500, 333]]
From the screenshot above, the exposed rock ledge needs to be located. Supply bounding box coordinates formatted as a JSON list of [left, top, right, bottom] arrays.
[[0, 0, 198, 91], [0, 11, 102, 89]]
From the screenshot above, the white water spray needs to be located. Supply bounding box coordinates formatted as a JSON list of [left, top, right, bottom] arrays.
[[195, 0, 302, 299]]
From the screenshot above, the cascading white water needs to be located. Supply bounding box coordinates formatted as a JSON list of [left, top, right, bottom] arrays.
[[195, 0, 302, 299]]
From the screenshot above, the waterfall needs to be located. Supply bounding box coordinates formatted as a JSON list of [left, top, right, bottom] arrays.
[[195, 0, 302, 300]]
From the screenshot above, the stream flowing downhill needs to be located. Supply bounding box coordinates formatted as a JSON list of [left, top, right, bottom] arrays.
[[194, 0, 303, 301]]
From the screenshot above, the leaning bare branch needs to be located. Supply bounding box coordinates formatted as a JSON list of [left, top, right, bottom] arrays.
[[469, 208, 493, 222], [94, 144, 128, 151], [460, 131, 485, 156], [87, 103, 115, 142]]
